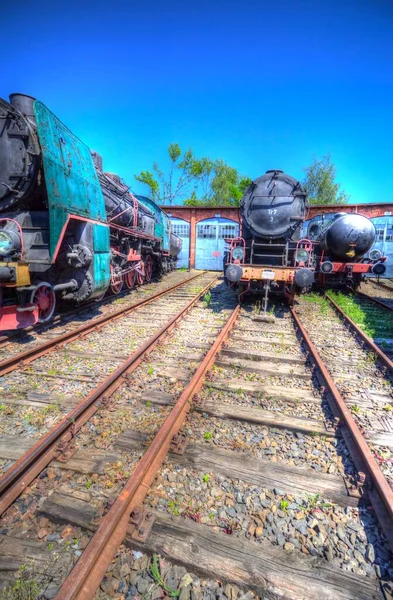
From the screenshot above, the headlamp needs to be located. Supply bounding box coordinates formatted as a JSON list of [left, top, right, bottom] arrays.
[[0, 232, 13, 256], [369, 248, 382, 261], [232, 247, 244, 261], [372, 263, 386, 276], [295, 248, 309, 263]]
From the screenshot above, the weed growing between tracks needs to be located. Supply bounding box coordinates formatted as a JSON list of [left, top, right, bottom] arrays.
[[327, 290, 393, 338]]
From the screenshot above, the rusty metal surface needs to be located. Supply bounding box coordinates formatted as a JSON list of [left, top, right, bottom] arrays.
[[326, 294, 393, 373], [0, 274, 215, 515], [0, 272, 205, 376], [357, 290, 393, 313], [291, 307, 393, 534], [56, 305, 240, 600]]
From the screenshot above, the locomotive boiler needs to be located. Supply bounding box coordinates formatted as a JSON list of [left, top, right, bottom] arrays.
[[307, 212, 387, 288], [224, 170, 314, 302], [0, 93, 181, 330]]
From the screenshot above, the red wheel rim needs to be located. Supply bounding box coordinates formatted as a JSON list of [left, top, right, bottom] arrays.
[[144, 255, 153, 282], [110, 277, 123, 294], [31, 283, 56, 323], [124, 269, 136, 290], [136, 263, 145, 285]]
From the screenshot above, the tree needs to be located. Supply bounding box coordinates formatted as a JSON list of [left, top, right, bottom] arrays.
[[302, 154, 350, 205], [184, 161, 252, 207], [134, 143, 210, 205], [135, 143, 251, 206]]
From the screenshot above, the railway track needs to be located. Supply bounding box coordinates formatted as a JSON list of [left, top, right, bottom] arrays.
[[324, 287, 393, 362], [0, 270, 200, 363], [1, 284, 393, 600], [360, 279, 393, 311], [368, 279, 393, 293], [0, 271, 206, 375]]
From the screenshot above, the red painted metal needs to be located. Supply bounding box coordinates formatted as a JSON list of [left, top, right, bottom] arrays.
[[0, 303, 38, 330], [0, 274, 217, 515], [0, 272, 205, 376], [291, 307, 393, 529], [56, 304, 240, 600]]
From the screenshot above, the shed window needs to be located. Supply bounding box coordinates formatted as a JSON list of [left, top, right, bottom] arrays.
[[197, 224, 217, 239], [386, 226, 393, 242], [172, 224, 189, 238], [219, 224, 238, 239]]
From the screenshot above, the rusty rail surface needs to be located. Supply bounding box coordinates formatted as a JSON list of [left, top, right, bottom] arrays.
[[291, 308, 393, 538], [56, 304, 240, 600], [326, 294, 393, 373], [369, 278, 393, 293], [356, 289, 393, 312], [0, 279, 163, 347], [0, 272, 205, 376], [0, 275, 217, 515]]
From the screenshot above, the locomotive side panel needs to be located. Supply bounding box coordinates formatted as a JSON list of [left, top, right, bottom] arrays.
[[34, 101, 107, 255]]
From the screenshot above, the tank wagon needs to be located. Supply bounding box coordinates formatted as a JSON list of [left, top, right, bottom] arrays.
[[307, 212, 387, 289], [224, 170, 314, 302], [0, 93, 181, 330]]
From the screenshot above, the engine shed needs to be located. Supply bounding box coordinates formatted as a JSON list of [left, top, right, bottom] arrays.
[[162, 203, 393, 275]]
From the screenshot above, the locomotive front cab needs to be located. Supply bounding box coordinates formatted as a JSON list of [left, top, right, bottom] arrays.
[[224, 236, 315, 303], [308, 213, 387, 289]]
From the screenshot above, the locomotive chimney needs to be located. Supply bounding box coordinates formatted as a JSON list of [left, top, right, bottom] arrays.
[[9, 93, 37, 126]]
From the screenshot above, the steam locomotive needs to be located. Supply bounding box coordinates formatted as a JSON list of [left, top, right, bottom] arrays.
[[224, 170, 314, 302], [0, 93, 182, 330], [306, 212, 387, 288]]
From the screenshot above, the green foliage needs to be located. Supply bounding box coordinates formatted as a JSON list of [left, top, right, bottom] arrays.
[[135, 142, 251, 206], [302, 154, 349, 205], [135, 143, 210, 205], [167, 500, 182, 516], [204, 431, 212, 441], [202, 474, 210, 482], [203, 290, 212, 308], [147, 364, 154, 376], [0, 565, 39, 600], [279, 500, 289, 512], [149, 554, 180, 598]]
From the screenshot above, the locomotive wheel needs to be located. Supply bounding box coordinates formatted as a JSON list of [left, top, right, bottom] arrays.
[[124, 269, 136, 290], [110, 277, 124, 294], [31, 282, 56, 324], [144, 256, 153, 282], [136, 263, 145, 285]]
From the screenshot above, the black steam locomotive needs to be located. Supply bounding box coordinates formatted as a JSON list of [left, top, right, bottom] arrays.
[[306, 212, 387, 288], [224, 170, 315, 302], [0, 93, 181, 330]]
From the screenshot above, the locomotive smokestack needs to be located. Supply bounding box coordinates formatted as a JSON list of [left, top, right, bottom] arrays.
[[9, 93, 37, 126]]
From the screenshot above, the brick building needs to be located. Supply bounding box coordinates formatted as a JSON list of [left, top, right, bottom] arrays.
[[162, 203, 393, 270]]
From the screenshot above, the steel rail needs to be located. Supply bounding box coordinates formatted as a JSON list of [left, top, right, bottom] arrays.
[[291, 307, 393, 529], [369, 279, 393, 293], [56, 304, 240, 600], [356, 290, 393, 312], [0, 275, 217, 515], [0, 279, 160, 347], [0, 272, 205, 376], [325, 294, 393, 372]]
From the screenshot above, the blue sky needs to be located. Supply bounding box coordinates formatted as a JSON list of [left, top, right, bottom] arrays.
[[1, 0, 392, 204]]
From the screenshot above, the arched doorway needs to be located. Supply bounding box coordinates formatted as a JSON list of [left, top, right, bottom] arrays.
[[370, 216, 393, 277], [195, 217, 239, 270], [170, 217, 190, 269]]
